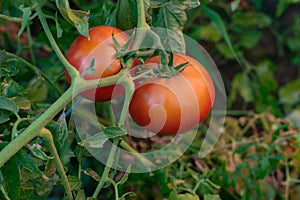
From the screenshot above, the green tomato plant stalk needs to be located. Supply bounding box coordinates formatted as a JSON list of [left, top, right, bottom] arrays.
[[0, 0, 168, 199]]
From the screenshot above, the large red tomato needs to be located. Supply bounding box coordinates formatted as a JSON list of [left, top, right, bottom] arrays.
[[65, 26, 129, 101], [129, 54, 215, 135]]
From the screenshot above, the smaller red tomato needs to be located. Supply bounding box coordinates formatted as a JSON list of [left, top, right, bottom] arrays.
[[129, 54, 215, 135], [65, 26, 130, 102]]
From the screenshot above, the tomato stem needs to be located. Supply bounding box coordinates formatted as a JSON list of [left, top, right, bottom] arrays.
[[39, 128, 73, 200], [91, 77, 134, 198], [92, 138, 119, 198], [118, 77, 135, 126], [136, 0, 148, 28], [33, 0, 79, 80], [134, 0, 170, 73]]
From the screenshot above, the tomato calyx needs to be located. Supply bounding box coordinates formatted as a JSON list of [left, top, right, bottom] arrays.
[[132, 60, 190, 86], [112, 30, 138, 69], [174, 62, 189, 72], [148, 54, 190, 78]]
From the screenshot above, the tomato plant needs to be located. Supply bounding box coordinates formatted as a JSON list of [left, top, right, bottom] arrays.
[[129, 54, 215, 135], [2, 0, 299, 199], [65, 26, 129, 102]]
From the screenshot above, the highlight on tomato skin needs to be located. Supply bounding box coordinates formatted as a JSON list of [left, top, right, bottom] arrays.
[[65, 26, 130, 102], [129, 53, 215, 135]]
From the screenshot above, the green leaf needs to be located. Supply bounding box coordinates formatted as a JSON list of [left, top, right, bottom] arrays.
[[55, 0, 89, 38], [26, 77, 48, 102], [155, 0, 200, 53], [240, 31, 262, 49], [30, 145, 53, 160], [68, 176, 82, 191], [279, 78, 300, 112], [255, 60, 278, 93], [35, 178, 55, 198], [0, 64, 19, 78], [251, 0, 263, 9], [115, 0, 143, 30], [86, 198, 97, 200], [257, 157, 271, 179], [0, 50, 6, 64], [82, 126, 126, 148], [45, 160, 56, 178], [272, 123, 289, 141], [16, 150, 42, 175], [3, 156, 21, 200], [234, 143, 253, 154], [276, 0, 300, 17], [0, 110, 10, 124], [106, 8, 117, 27], [182, 0, 201, 9], [169, 190, 179, 200], [230, 73, 254, 103], [285, 0, 300, 3], [216, 43, 235, 59], [0, 77, 25, 98], [12, 96, 31, 110], [76, 189, 86, 200], [204, 194, 221, 200], [55, 111, 74, 165], [286, 37, 300, 51], [150, 0, 171, 8], [104, 126, 126, 135], [0, 96, 18, 115], [276, 0, 289, 17], [239, 73, 255, 102], [19, 189, 39, 200], [254, 85, 282, 116], [288, 109, 300, 128], [18, 5, 32, 37], [55, 12, 63, 38], [202, 5, 242, 65], [232, 11, 272, 28], [192, 23, 221, 42], [230, 0, 240, 11]]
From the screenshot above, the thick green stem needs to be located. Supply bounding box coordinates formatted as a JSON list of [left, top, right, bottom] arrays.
[[0, 70, 129, 167], [136, 0, 147, 28], [39, 128, 73, 200], [118, 77, 135, 126], [0, 86, 73, 167], [131, 0, 149, 51]]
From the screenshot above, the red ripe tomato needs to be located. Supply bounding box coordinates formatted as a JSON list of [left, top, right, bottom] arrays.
[[65, 26, 130, 102], [129, 54, 215, 135]]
